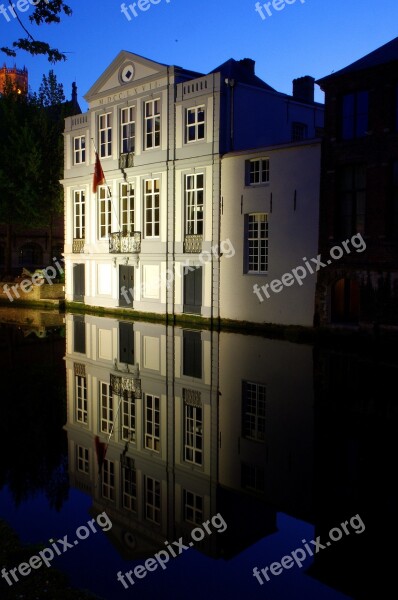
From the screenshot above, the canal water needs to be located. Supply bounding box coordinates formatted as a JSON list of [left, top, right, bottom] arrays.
[[0, 307, 396, 599]]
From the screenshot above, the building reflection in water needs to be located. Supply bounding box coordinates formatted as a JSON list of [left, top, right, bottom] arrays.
[[64, 315, 314, 563]]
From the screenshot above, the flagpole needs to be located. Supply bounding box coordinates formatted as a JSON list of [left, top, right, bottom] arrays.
[[91, 137, 120, 231]]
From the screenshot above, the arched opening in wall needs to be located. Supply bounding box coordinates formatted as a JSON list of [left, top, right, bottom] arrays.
[[18, 243, 43, 268], [331, 278, 360, 324]]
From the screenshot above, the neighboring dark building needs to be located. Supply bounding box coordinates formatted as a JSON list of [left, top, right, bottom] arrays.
[[315, 37, 398, 326]]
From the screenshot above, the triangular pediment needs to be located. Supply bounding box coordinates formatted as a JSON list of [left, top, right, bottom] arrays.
[[84, 50, 169, 102]]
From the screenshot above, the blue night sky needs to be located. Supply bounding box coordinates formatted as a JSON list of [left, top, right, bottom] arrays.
[[1, 0, 398, 110]]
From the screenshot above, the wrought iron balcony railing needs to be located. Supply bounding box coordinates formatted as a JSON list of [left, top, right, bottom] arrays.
[[119, 152, 134, 169], [184, 234, 203, 253], [109, 230, 141, 254], [110, 373, 142, 399], [72, 239, 85, 253]]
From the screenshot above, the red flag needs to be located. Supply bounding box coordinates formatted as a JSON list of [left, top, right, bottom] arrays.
[[94, 435, 108, 473], [92, 152, 105, 193]]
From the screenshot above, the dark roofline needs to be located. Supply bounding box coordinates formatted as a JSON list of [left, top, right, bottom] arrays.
[[317, 36, 398, 86]]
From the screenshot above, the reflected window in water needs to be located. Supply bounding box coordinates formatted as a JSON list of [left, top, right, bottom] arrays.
[[145, 394, 160, 452], [241, 463, 265, 493], [242, 381, 266, 442], [102, 459, 115, 501], [145, 476, 161, 524], [183, 489, 204, 525], [183, 330, 202, 378], [122, 457, 137, 512], [76, 445, 89, 474], [100, 381, 114, 434]]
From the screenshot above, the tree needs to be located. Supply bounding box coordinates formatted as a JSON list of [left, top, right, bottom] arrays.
[[1, 0, 72, 63], [0, 70, 70, 273]]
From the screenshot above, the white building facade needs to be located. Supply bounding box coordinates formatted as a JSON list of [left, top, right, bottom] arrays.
[[63, 51, 323, 325]]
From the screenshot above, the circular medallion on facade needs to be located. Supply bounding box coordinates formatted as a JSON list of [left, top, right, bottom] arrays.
[[120, 63, 135, 84]]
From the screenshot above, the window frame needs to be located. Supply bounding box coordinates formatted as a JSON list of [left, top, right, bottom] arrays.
[[183, 489, 204, 525], [246, 158, 270, 186], [102, 458, 115, 501], [186, 105, 205, 143], [98, 185, 112, 240], [122, 457, 137, 512], [75, 374, 87, 424], [184, 402, 203, 466], [338, 164, 366, 237], [76, 445, 89, 474], [185, 173, 204, 236], [245, 213, 269, 274], [144, 393, 160, 452], [121, 392, 136, 443], [144, 99, 161, 150], [145, 475, 161, 524], [242, 381, 266, 442], [73, 190, 85, 240], [341, 91, 369, 140], [73, 135, 86, 165], [143, 178, 160, 238], [100, 381, 113, 435], [120, 182, 134, 234], [291, 122, 308, 142], [98, 112, 112, 158], [120, 106, 136, 154]]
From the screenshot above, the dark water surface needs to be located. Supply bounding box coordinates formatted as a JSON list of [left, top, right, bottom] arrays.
[[0, 308, 397, 599]]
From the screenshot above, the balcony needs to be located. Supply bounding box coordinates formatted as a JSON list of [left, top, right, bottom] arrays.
[[109, 231, 141, 254], [110, 372, 142, 399], [184, 235, 203, 253], [72, 239, 85, 253], [119, 152, 134, 169]]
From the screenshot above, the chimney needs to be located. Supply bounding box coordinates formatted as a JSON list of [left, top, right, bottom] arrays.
[[238, 58, 255, 76], [72, 81, 78, 108], [292, 76, 315, 103]]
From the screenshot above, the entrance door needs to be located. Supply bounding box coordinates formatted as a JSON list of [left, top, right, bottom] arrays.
[[183, 266, 202, 314], [73, 264, 85, 303], [119, 265, 134, 307]]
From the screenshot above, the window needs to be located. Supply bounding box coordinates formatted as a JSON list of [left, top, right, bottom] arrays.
[[76, 445, 89, 474], [98, 186, 112, 239], [73, 190, 85, 239], [144, 99, 160, 149], [73, 135, 86, 164], [339, 165, 366, 236], [120, 106, 135, 153], [242, 381, 266, 442], [183, 331, 202, 378], [245, 213, 269, 274], [144, 179, 160, 238], [145, 476, 161, 523], [18, 243, 42, 266], [73, 315, 86, 354], [75, 375, 87, 424], [100, 382, 113, 434], [102, 459, 115, 501], [246, 158, 269, 185], [185, 174, 204, 235], [120, 183, 134, 234], [122, 456, 136, 511], [291, 122, 308, 142], [121, 393, 136, 443], [241, 463, 265, 493], [145, 394, 160, 452], [183, 490, 203, 525], [119, 321, 134, 365], [186, 106, 205, 142], [184, 395, 203, 466], [99, 112, 112, 157], [342, 91, 368, 139]]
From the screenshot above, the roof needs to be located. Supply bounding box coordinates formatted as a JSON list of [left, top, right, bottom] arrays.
[[210, 58, 275, 91], [317, 36, 398, 85]]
